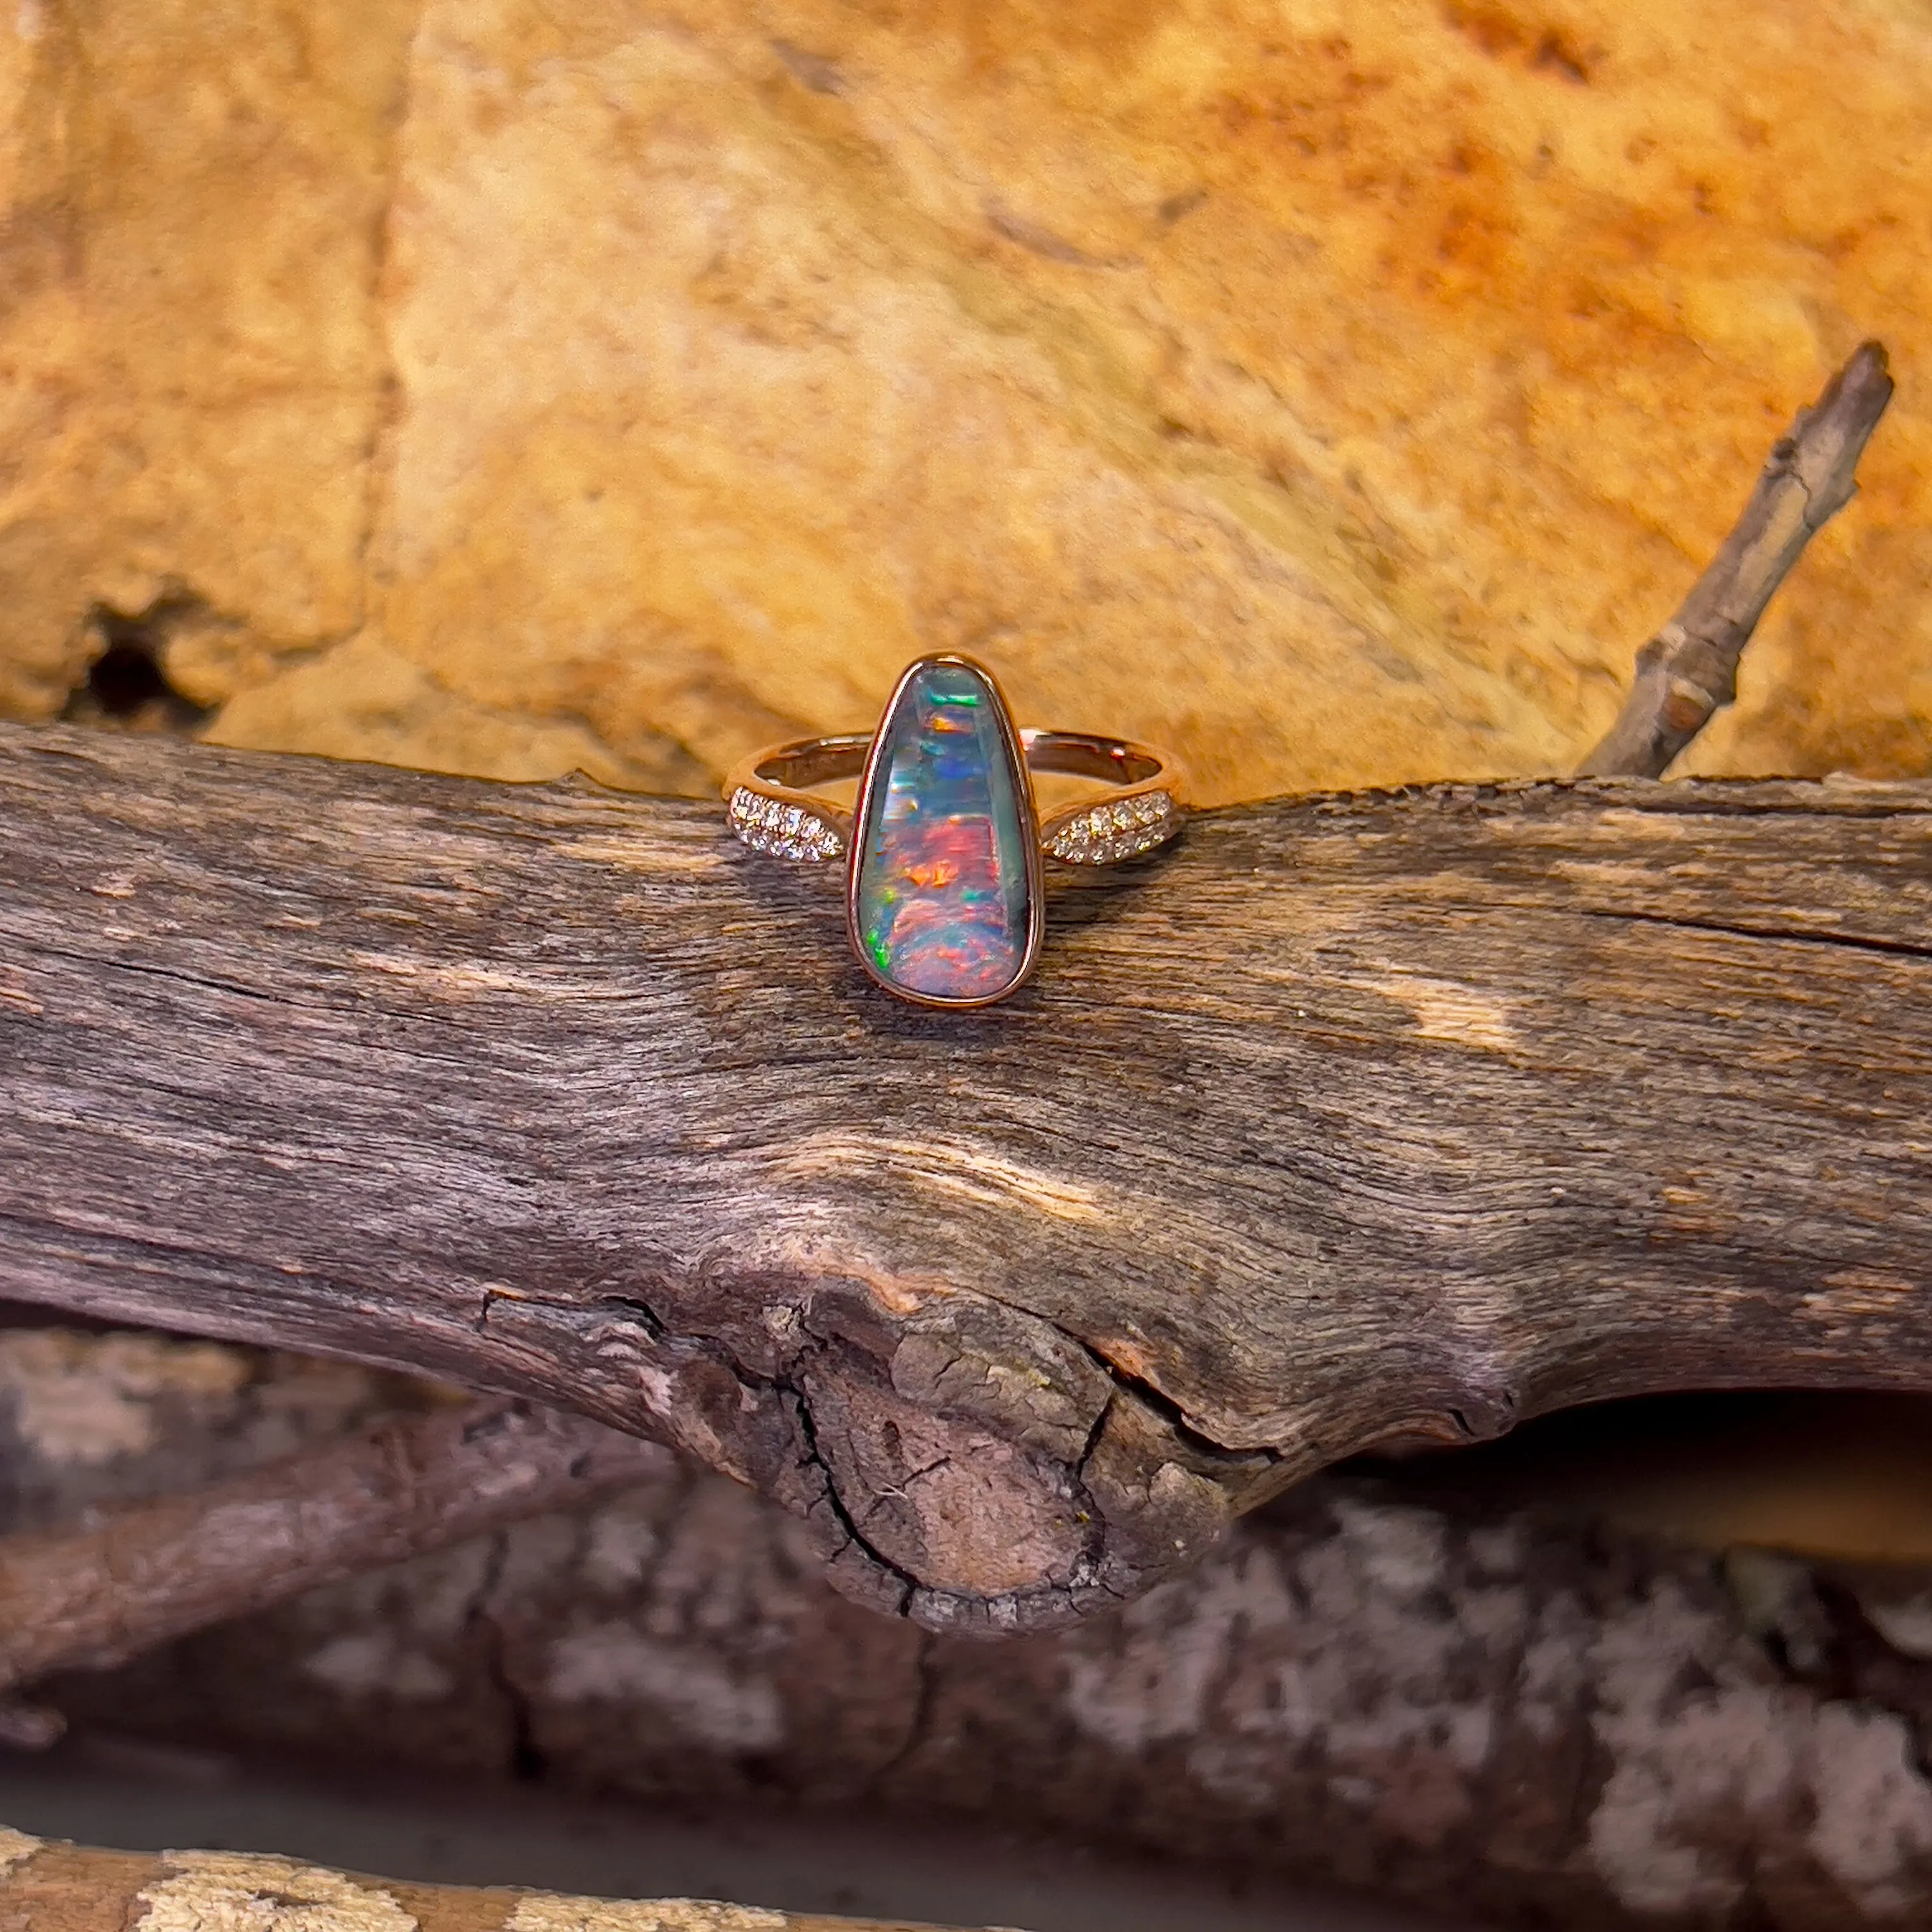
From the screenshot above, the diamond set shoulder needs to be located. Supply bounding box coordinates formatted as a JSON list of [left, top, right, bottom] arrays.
[[728, 788, 844, 861], [1045, 790, 1177, 864], [731, 782, 1178, 867]]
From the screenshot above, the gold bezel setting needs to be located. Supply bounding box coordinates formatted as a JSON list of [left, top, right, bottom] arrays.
[[721, 663, 1187, 1008]]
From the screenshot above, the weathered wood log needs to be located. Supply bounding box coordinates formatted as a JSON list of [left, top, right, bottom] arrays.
[[6, 723, 1932, 1633], [0, 1395, 661, 1699], [19, 1331, 1932, 1932], [0, 1825, 965, 1932]]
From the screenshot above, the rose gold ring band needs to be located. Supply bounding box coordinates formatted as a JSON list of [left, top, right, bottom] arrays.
[[723, 727, 1188, 867]]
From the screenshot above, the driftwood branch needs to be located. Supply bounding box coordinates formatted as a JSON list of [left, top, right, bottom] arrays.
[[6, 724, 1932, 1631], [0, 1827, 969, 1932], [0, 1396, 659, 1698], [1578, 342, 1895, 778]]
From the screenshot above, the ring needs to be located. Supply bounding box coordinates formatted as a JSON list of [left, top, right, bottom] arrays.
[[723, 654, 1187, 1008]]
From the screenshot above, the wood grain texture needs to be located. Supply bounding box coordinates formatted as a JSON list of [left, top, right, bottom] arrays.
[[4, 722, 1932, 1632], [0, 1833, 962, 1932]]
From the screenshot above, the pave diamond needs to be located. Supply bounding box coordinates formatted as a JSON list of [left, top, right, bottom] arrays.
[[1046, 790, 1178, 864], [728, 788, 844, 861]]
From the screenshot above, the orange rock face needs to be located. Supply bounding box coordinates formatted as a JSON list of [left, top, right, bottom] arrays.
[[1, 0, 1928, 799]]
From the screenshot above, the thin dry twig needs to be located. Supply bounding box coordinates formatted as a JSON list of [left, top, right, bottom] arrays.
[[1578, 341, 1895, 779], [0, 1396, 664, 1702]]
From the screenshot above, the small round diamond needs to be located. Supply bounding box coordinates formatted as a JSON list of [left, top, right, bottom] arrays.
[[1046, 790, 1179, 864], [731, 789, 847, 860]]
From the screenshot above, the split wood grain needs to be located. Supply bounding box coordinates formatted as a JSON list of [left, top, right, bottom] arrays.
[[4, 723, 1932, 1632]]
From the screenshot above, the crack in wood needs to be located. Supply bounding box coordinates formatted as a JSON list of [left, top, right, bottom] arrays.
[[1582, 906, 1932, 965]]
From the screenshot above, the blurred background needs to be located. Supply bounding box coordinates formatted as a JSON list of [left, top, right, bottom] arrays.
[[2, 0, 1928, 802], [4, 1, 1932, 1927]]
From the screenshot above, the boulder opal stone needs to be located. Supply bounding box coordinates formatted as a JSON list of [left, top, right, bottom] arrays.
[[850, 659, 1036, 1004]]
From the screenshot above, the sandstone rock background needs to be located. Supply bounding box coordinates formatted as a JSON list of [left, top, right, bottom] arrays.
[[0, 0, 1926, 804]]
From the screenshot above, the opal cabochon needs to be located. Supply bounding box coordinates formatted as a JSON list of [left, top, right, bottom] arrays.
[[849, 657, 1040, 1005]]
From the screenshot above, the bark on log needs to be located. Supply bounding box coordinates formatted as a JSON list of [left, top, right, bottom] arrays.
[[0, 1395, 661, 1696], [7, 724, 1932, 1631], [0, 1826, 967, 1932], [19, 1331, 1932, 1932]]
